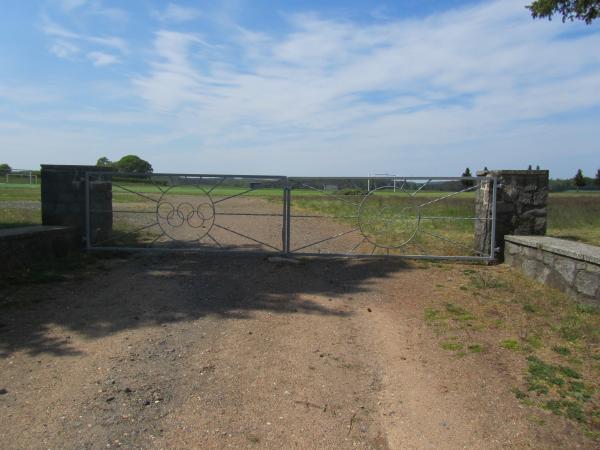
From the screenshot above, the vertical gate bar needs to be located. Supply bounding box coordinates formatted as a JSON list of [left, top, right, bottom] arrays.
[[490, 176, 498, 260], [85, 171, 91, 250], [281, 180, 288, 254], [285, 182, 291, 255]]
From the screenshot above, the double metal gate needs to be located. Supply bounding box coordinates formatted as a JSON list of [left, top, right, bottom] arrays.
[[85, 172, 497, 261]]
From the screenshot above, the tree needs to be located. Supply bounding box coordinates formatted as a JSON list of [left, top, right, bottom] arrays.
[[536, 165, 540, 170], [595, 169, 600, 186], [461, 167, 474, 188], [96, 157, 114, 168], [527, 0, 600, 24], [573, 169, 586, 190], [0, 163, 11, 175], [528, 164, 533, 170], [115, 155, 153, 174]]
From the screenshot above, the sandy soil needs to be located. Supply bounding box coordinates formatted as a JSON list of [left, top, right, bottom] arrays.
[[0, 254, 592, 449]]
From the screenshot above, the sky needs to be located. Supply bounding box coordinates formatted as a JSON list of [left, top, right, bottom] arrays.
[[0, 0, 599, 177]]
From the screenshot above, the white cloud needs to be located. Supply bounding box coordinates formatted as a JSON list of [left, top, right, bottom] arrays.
[[152, 3, 202, 22], [87, 51, 119, 66], [58, 0, 87, 11], [50, 40, 80, 59], [56, 0, 127, 22], [40, 15, 127, 66], [42, 18, 127, 51]]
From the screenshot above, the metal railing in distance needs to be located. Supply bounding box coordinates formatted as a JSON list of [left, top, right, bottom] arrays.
[[287, 176, 496, 261], [86, 172, 286, 253]]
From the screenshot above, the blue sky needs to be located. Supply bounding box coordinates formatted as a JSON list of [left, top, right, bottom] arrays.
[[0, 0, 599, 177]]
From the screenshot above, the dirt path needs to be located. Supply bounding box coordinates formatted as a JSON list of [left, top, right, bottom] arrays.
[[0, 255, 592, 449]]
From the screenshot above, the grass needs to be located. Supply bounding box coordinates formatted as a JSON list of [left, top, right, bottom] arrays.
[[423, 264, 600, 439], [500, 339, 521, 351], [0, 207, 41, 229], [440, 341, 464, 351]]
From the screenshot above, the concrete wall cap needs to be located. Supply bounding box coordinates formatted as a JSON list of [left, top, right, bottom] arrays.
[[504, 235, 600, 265], [0, 225, 77, 241]]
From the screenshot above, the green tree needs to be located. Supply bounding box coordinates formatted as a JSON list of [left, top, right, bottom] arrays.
[[573, 169, 586, 190], [0, 163, 11, 175], [115, 155, 153, 174], [528, 164, 533, 170], [527, 0, 600, 24], [96, 157, 114, 168], [461, 167, 474, 188], [595, 169, 600, 186]]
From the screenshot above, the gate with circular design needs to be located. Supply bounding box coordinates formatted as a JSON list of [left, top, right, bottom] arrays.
[[85, 173, 496, 261]]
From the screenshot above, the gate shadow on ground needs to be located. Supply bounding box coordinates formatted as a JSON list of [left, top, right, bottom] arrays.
[[0, 253, 413, 356]]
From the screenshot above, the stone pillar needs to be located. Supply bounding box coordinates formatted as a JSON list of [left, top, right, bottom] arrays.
[[41, 165, 112, 246], [474, 170, 549, 260]]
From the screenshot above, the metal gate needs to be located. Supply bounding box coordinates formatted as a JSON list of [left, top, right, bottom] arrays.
[[85, 172, 497, 261]]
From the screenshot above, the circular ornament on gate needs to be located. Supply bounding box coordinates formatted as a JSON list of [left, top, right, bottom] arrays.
[[358, 186, 420, 249], [156, 186, 215, 241]]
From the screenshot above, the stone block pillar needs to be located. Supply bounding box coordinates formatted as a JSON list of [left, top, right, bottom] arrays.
[[475, 170, 549, 260], [41, 165, 112, 246]]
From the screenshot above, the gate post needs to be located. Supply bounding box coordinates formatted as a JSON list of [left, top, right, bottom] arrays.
[[474, 169, 549, 261]]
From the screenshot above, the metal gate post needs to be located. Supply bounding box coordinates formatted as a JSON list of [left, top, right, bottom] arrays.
[[282, 180, 291, 255], [85, 172, 91, 250]]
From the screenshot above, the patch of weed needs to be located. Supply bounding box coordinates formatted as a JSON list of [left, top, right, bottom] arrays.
[[528, 416, 546, 426], [527, 356, 566, 387], [500, 339, 521, 351], [525, 335, 543, 350], [552, 346, 571, 356], [564, 402, 586, 422], [440, 341, 463, 351], [469, 273, 509, 290], [523, 303, 537, 313], [543, 400, 563, 414], [424, 308, 443, 322], [512, 387, 528, 400], [468, 344, 484, 353], [445, 303, 475, 321], [558, 365, 581, 379], [566, 381, 591, 402], [560, 316, 584, 342]]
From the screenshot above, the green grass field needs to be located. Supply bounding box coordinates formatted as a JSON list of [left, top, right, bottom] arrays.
[[1, 183, 599, 247]]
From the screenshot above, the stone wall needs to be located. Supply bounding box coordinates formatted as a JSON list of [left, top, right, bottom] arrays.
[[0, 226, 80, 275], [504, 235, 600, 305], [41, 165, 112, 246], [475, 170, 549, 259]]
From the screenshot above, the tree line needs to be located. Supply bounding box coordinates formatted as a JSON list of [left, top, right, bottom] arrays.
[[460, 166, 600, 191], [96, 155, 153, 173]]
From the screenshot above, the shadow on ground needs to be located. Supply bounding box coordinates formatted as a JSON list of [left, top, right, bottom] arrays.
[[0, 253, 413, 356]]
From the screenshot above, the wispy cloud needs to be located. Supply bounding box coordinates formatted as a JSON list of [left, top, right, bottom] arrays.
[[87, 51, 118, 66], [152, 3, 202, 23], [42, 17, 127, 51], [41, 14, 126, 67], [56, 0, 127, 22], [49, 40, 80, 59], [57, 0, 86, 11]]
